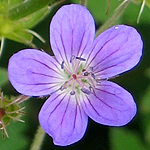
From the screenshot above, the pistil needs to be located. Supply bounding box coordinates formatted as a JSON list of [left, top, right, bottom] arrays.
[[72, 74, 77, 79]]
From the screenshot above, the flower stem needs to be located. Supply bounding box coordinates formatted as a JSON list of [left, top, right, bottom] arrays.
[[30, 125, 45, 150], [137, 0, 145, 23], [95, 0, 130, 37], [0, 37, 4, 56], [80, 0, 88, 7]]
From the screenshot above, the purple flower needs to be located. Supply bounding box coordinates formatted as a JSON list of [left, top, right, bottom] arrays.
[[8, 4, 142, 146]]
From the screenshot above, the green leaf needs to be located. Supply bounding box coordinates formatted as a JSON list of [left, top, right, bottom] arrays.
[[110, 128, 147, 150], [5, 30, 33, 46], [19, 6, 50, 29], [146, 0, 150, 8], [7, 0, 22, 8], [8, 0, 63, 20], [0, 117, 29, 150]]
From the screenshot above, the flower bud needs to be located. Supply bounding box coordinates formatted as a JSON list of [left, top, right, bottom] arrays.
[[0, 91, 26, 139]]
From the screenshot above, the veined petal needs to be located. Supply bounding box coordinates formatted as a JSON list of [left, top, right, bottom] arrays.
[[8, 49, 64, 96], [81, 81, 136, 126], [50, 4, 95, 65], [86, 25, 143, 79], [39, 90, 88, 146]]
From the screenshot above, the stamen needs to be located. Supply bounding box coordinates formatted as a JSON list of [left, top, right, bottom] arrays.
[[60, 78, 74, 91], [61, 61, 64, 69], [76, 57, 86, 61], [86, 76, 95, 89], [96, 77, 101, 82], [60, 54, 97, 96], [60, 86, 64, 91], [70, 55, 76, 72], [82, 69, 86, 72], [70, 91, 75, 95], [84, 72, 89, 76], [89, 86, 93, 91], [91, 73, 95, 79], [71, 81, 75, 95], [60, 81, 67, 91], [70, 55, 75, 63], [61, 61, 72, 75], [81, 88, 90, 95], [89, 67, 94, 71], [75, 56, 86, 74]]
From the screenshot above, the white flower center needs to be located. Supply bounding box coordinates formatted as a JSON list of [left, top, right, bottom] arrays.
[[60, 56, 99, 95]]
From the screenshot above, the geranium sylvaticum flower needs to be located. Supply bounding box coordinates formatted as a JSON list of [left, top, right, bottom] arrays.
[[8, 4, 142, 146]]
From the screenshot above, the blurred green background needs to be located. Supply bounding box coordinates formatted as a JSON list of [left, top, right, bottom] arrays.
[[0, 0, 150, 149]]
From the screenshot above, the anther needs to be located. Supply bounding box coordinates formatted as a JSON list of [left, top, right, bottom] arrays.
[[84, 72, 89, 76], [89, 67, 94, 71], [76, 57, 86, 61], [96, 77, 101, 82], [82, 69, 86, 72], [89, 86, 93, 91], [70, 55, 75, 63], [70, 91, 75, 95], [60, 81, 68, 91], [61, 61, 64, 69], [81, 88, 91, 95], [91, 73, 95, 79], [60, 85, 64, 91]]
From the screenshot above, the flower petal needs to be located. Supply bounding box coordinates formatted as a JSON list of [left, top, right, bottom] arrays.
[[86, 25, 143, 79], [39, 91, 88, 146], [8, 49, 64, 96], [81, 81, 136, 126], [50, 4, 95, 64]]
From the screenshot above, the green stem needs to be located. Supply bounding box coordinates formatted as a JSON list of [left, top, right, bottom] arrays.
[[95, 0, 130, 37], [8, 0, 63, 20], [80, 0, 88, 6], [30, 125, 45, 150], [0, 37, 4, 56]]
